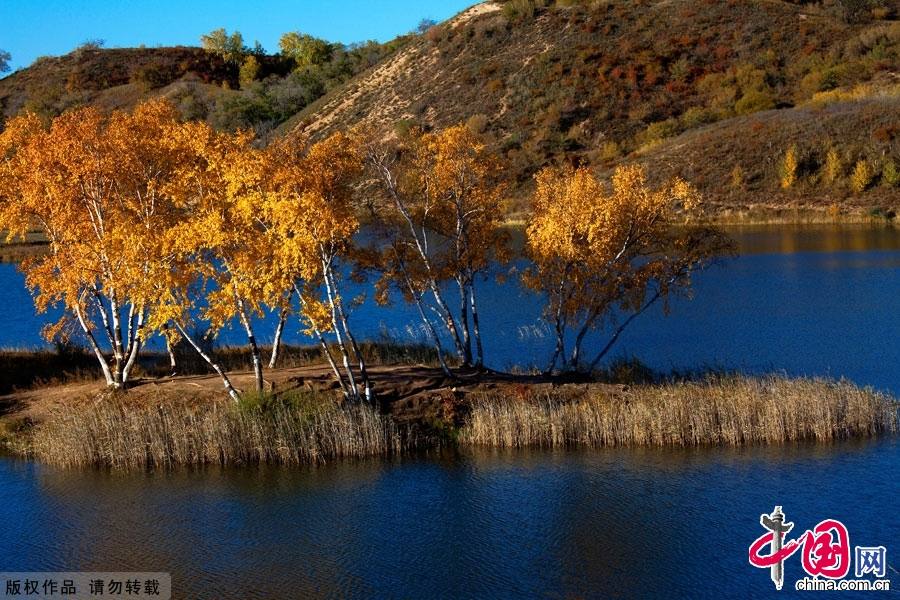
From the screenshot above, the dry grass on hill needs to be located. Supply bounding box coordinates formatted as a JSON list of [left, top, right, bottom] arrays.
[[293, 0, 900, 214]]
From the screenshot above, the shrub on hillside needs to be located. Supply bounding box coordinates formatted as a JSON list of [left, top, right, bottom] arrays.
[[881, 159, 899, 187], [730, 165, 746, 191], [850, 159, 875, 193], [735, 89, 776, 115], [636, 118, 680, 148], [239, 56, 261, 88], [131, 62, 180, 91], [823, 147, 843, 185], [780, 145, 799, 189], [597, 140, 621, 163], [680, 106, 717, 129], [503, 0, 546, 21]]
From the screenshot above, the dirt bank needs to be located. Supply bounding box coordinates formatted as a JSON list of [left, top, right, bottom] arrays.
[[0, 363, 623, 430]]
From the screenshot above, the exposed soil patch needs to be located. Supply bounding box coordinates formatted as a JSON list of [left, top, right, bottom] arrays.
[[0, 363, 624, 429]]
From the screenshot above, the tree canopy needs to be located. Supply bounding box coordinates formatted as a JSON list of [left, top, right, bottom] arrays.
[[525, 164, 732, 372], [278, 32, 334, 69], [200, 28, 246, 64], [0, 100, 730, 399]]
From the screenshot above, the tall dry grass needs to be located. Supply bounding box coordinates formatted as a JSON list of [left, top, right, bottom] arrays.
[[460, 376, 898, 448], [30, 393, 403, 469]]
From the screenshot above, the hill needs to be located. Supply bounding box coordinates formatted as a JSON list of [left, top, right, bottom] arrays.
[[0, 45, 235, 121], [1, 0, 899, 218], [291, 0, 900, 217], [0, 37, 404, 136]]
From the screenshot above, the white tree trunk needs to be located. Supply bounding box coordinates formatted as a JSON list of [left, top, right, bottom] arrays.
[[371, 158, 467, 362], [236, 297, 265, 393], [321, 257, 359, 400], [457, 278, 472, 367], [162, 323, 177, 375], [325, 267, 372, 403], [468, 278, 484, 368], [121, 307, 145, 383], [269, 307, 288, 369], [295, 285, 351, 399], [74, 302, 114, 386], [174, 322, 240, 402], [108, 291, 125, 388], [401, 267, 453, 378]]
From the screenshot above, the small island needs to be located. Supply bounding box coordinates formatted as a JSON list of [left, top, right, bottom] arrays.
[[0, 102, 895, 469]]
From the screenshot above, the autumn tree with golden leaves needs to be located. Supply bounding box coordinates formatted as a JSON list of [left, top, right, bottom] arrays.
[[368, 124, 509, 369], [162, 121, 287, 395], [265, 131, 372, 401], [0, 100, 194, 389], [2, 101, 732, 400], [525, 164, 731, 373]]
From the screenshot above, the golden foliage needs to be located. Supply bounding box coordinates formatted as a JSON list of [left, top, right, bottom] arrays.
[[850, 159, 874, 194], [524, 164, 729, 371], [368, 122, 511, 368], [884, 160, 900, 188], [0, 100, 192, 385], [823, 147, 843, 185], [265, 130, 365, 325], [730, 164, 745, 191], [779, 144, 798, 189], [404, 124, 510, 277]]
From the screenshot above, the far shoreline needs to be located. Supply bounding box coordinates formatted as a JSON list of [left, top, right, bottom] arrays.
[[2, 212, 898, 264]]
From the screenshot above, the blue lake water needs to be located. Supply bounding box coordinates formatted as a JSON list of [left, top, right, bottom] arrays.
[[1, 439, 897, 598], [1, 225, 899, 598], [3, 224, 900, 393]]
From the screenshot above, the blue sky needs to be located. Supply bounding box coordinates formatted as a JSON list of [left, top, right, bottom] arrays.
[[0, 0, 477, 72]]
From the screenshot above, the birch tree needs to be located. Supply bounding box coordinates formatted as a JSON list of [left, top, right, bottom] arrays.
[[0, 101, 190, 389], [164, 121, 282, 394], [367, 124, 509, 369], [265, 132, 373, 401], [524, 164, 731, 374]]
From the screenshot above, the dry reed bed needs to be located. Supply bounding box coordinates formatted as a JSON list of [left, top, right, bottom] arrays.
[[30, 397, 402, 469], [22, 375, 899, 469], [459, 376, 898, 448]]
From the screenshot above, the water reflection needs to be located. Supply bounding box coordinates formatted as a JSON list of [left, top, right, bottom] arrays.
[[2, 437, 896, 598], [724, 223, 900, 255]]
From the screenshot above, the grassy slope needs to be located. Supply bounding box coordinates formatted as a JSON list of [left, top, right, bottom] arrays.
[[0, 46, 236, 121], [291, 0, 900, 215], [629, 93, 900, 216]]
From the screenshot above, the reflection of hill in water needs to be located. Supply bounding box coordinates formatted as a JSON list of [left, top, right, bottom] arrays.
[[725, 224, 900, 255]]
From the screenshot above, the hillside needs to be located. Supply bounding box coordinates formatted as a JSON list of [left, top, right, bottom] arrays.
[[0, 38, 403, 136], [1, 0, 899, 217], [0, 46, 235, 121], [291, 0, 900, 216], [630, 89, 900, 218]]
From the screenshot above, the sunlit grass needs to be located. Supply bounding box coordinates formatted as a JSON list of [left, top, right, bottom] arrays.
[[804, 83, 900, 109], [460, 375, 898, 448], [29, 390, 403, 469]]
